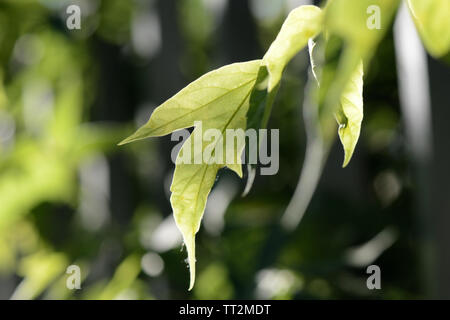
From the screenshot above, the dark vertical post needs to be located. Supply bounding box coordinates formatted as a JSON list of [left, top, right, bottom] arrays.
[[428, 57, 450, 299]]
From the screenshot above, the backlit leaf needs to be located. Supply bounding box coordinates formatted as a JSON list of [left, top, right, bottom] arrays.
[[324, 0, 400, 59], [120, 60, 261, 289], [407, 0, 450, 57], [263, 5, 323, 92], [336, 61, 364, 167], [244, 5, 322, 194], [320, 0, 398, 160]]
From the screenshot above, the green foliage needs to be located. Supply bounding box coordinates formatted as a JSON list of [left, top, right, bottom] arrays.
[[120, 5, 326, 288], [324, 0, 400, 58], [121, 61, 261, 289], [246, 5, 323, 192], [319, 0, 399, 140], [0, 0, 444, 299], [320, 0, 399, 124], [0, 30, 124, 230], [0, 0, 130, 299], [407, 0, 450, 57], [308, 38, 364, 167], [336, 61, 364, 167], [96, 255, 142, 300], [281, 0, 400, 228], [12, 251, 67, 300], [121, 0, 449, 289], [194, 263, 234, 299], [263, 5, 323, 92]]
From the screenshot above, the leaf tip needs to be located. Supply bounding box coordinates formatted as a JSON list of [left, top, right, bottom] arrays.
[[339, 138, 355, 168], [188, 276, 195, 291], [184, 232, 197, 291], [228, 163, 243, 178], [117, 137, 131, 146], [118, 131, 141, 146], [342, 156, 351, 168]]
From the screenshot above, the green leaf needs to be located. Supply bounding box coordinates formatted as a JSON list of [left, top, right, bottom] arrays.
[[98, 254, 142, 300], [319, 0, 398, 161], [324, 0, 400, 60], [336, 61, 364, 167], [263, 5, 323, 92], [119, 60, 261, 289], [407, 0, 450, 57], [247, 66, 278, 132], [308, 36, 364, 167], [282, 38, 363, 229], [12, 251, 67, 300], [244, 5, 321, 194]]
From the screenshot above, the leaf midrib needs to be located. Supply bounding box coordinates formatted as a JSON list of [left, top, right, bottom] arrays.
[[189, 87, 254, 215], [149, 78, 257, 135]]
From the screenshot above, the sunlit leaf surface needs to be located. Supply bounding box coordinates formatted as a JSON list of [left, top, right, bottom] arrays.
[[120, 61, 260, 289], [407, 0, 450, 57], [263, 5, 322, 92], [336, 61, 364, 167]]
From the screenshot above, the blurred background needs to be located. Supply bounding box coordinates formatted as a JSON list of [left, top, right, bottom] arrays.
[[0, 0, 449, 299]]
